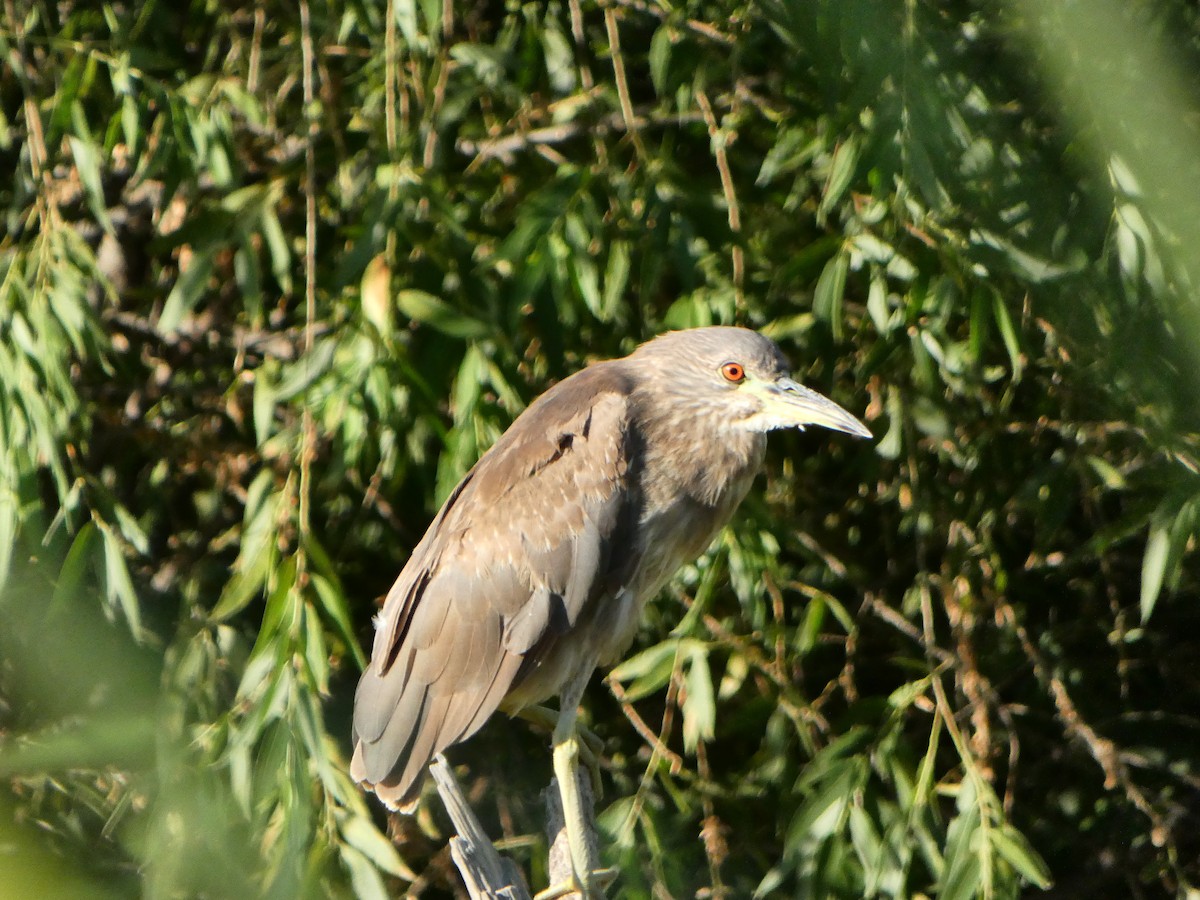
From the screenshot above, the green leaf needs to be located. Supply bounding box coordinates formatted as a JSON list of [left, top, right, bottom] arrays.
[[866, 269, 891, 334], [253, 362, 277, 445], [649, 25, 673, 96], [682, 646, 715, 752], [757, 127, 812, 186], [887, 676, 933, 711], [340, 813, 412, 879], [274, 337, 337, 401], [311, 571, 367, 669], [339, 844, 391, 900], [813, 251, 849, 341], [570, 253, 602, 319], [990, 825, 1053, 888], [68, 136, 114, 234], [787, 756, 867, 845], [159, 248, 215, 333], [1086, 456, 1126, 490], [609, 639, 681, 701], [50, 521, 97, 616], [938, 784, 982, 900], [819, 135, 860, 221], [795, 595, 826, 655], [602, 241, 631, 322], [1139, 519, 1170, 622], [990, 290, 1024, 382], [395, 290, 488, 339], [98, 521, 143, 640]]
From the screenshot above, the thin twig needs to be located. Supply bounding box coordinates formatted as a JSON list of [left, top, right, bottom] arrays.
[[603, 7, 647, 160], [997, 599, 1174, 849], [567, 0, 607, 168], [603, 0, 737, 46], [247, 6, 264, 93], [694, 740, 730, 899], [695, 87, 744, 311], [606, 678, 686, 774], [458, 109, 705, 165], [297, 0, 318, 568]]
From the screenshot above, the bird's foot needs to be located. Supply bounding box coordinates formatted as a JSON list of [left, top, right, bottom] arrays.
[[534, 866, 617, 900]]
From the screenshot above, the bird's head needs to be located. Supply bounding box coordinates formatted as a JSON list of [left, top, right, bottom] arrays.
[[634, 326, 872, 439]]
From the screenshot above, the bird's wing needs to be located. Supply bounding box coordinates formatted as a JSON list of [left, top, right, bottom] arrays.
[[351, 363, 637, 808]]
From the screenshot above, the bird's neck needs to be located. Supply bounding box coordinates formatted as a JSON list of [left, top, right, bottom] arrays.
[[632, 387, 767, 510]]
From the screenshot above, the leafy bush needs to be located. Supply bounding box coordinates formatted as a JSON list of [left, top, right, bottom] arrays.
[[2, 1, 1197, 897]]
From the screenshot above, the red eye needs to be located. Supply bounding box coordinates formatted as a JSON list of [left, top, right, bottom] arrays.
[[721, 362, 745, 383]]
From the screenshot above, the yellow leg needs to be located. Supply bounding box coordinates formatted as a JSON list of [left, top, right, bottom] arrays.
[[519, 704, 605, 796], [532, 671, 615, 900]]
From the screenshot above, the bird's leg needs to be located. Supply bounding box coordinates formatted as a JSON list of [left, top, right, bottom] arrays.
[[535, 670, 615, 900], [517, 705, 604, 795]]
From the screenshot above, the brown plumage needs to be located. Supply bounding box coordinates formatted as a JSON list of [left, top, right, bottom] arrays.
[[351, 326, 870, 809]]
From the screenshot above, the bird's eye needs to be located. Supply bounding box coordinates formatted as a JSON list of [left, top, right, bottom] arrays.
[[720, 362, 745, 383]]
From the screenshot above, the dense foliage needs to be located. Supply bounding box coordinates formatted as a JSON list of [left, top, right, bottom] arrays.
[[2, 1, 1199, 897]]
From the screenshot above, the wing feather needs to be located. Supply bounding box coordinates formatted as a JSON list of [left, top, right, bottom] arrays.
[[351, 364, 638, 809]]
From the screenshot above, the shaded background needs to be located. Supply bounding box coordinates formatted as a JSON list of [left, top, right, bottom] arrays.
[[2, 1, 1198, 897]]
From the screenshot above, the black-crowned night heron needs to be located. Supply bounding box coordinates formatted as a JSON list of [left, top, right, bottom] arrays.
[[352, 326, 870, 896]]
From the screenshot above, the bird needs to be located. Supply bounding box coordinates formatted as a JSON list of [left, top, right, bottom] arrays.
[[351, 326, 870, 895]]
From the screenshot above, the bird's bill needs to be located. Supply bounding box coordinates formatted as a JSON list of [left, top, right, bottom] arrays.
[[753, 376, 873, 438]]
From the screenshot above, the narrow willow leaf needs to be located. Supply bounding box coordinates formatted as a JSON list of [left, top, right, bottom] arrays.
[[1139, 519, 1169, 622], [682, 646, 715, 752], [0, 494, 14, 589], [246, 555, 298, 662], [253, 362, 277, 446], [888, 676, 934, 710], [795, 595, 826, 655], [757, 127, 810, 186], [787, 757, 865, 845], [602, 240, 631, 322], [571, 253, 602, 319], [813, 252, 849, 341], [304, 603, 331, 695], [939, 786, 982, 900], [311, 571, 367, 669], [261, 205, 292, 294], [541, 18, 575, 93], [68, 136, 114, 234], [112, 502, 150, 555], [211, 536, 273, 622], [396, 289, 488, 339], [50, 521, 97, 615], [990, 290, 1023, 382], [393, 0, 419, 45], [609, 639, 680, 701], [819, 135, 860, 221], [1087, 456, 1126, 490], [340, 814, 413, 878], [990, 825, 1053, 888], [867, 269, 890, 334], [159, 249, 215, 333], [99, 521, 143, 639], [649, 25, 672, 96], [274, 337, 337, 400]]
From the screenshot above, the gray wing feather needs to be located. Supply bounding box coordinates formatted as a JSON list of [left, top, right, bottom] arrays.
[[351, 364, 636, 809]]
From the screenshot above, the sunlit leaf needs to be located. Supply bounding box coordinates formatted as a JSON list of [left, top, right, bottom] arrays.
[[813, 251, 849, 341], [1139, 518, 1170, 622], [396, 289, 489, 339]]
